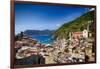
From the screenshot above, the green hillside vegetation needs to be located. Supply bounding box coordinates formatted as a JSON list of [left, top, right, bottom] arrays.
[[54, 10, 94, 39]]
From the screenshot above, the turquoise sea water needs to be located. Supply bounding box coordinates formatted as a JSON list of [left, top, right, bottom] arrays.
[[31, 35, 53, 44]]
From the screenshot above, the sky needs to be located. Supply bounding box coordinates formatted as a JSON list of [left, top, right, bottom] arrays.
[[15, 3, 91, 34]]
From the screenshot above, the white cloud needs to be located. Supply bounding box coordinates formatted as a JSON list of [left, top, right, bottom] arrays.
[[56, 24, 60, 27], [89, 8, 95, 11]]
